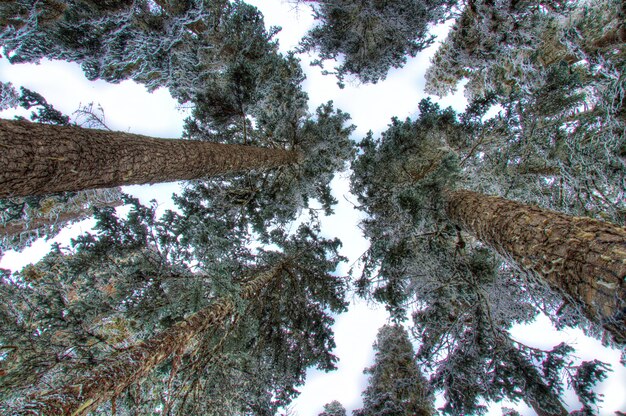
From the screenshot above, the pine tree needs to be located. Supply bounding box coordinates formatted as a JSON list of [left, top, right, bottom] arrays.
[[18, 264, 281, 415], [181, 50, 355, 234], [354, 324, 434, 416], [350, 99, 617, 413], [0, 1, 279, 104], [425, 0, 624, 102], [0, 118, 300, 197], [424, 0, 626, 225], [298, 0, 451, 85], [319, 400, 347, 416], [351, 99, 625, 344], [0, 188, 123, 254], [1, 199, 348, 414]]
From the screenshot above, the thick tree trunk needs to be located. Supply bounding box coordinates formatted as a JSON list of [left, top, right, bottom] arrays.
[[21, 265, 282, 416], [444, 189, 626, 343], [0, 119, 300, 198]]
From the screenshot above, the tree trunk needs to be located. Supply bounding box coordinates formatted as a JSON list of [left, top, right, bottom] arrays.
[[0, 119, 300, 198], [0, 199, 123, 237], [444, 189, 626, 343], [21, 265, 282, 415]]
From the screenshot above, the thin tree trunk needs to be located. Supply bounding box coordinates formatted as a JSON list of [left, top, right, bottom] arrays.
[[0, 199, 123, 237], [444, 189, 626, 343], [0, 119, 300, 198], [21, 265, 283, 416]]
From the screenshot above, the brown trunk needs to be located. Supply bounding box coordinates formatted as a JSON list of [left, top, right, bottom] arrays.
[[0, 199, 123, 237], [23, 265, 282, 415], [0, 119, 300, 198], [445, 189, 626, 343]]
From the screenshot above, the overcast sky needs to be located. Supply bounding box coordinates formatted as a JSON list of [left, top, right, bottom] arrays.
[[1, 0, 624, 414]]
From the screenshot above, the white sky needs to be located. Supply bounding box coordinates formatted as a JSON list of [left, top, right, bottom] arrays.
[[1, 0, 624, 414]]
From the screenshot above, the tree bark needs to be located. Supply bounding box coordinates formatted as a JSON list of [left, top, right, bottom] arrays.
[[444, 189, 626, 343], [0, 199, 123, 237], [20, 265, 282, 416], [0, 119, 300, 198]]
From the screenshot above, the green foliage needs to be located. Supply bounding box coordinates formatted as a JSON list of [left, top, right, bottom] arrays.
[[0, 194, 348, 414], [183, 49, 354, 235], [319, 400, 347, 416], [351, 99, 462, 319], [15, 87, 70, 125], [0, 81, 18, 110], [571, 360, 611, 415], [299, 0, 451, 85], [350, 98, 611, 414], [0, 1, 276, 103], [354, 324, 433, 416], [425, 0, 626, 223]]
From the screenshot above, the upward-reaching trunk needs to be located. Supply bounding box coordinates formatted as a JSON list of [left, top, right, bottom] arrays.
[[0, 119, 300, 198], [21, 265, 282, 416], [444, 189, 626, 343], [0, 199, 123, 237]]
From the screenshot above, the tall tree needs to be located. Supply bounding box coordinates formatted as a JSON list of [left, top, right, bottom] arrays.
[[0, 87, 127, 255], [18, 264, 281, 415], [424, 0, 626, 225], [351, 110, 612, 413], [351, 99, 626, 344], [1, 187, 123, 254], [353, 324, 434, 416], [1, 199, 347, 415], [297, 0, 451, 85], [180, 50, 355, 235], [0, 0, 273, 103], [319, 400, 347, 416], [0, 118, 300, 197]]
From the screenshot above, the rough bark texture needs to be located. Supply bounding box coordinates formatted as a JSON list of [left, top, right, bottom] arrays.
[[445, 189, 626, 344], [21, 266, 282, 415], [0, 119, 299, 198]]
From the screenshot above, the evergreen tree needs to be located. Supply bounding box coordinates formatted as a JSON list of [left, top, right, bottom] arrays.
[[1, 199, 348, 415], [351, 99, 625, 344], [298, 0, 451, 85], [354, 324, 434, 416], [0, 1, 274, 103], [425, 0, 624, 102], [17, 264, 281, 415], [319, 400, 347, 416], [0, 87, 126, 255], [350, 100, 616, 413], [424, 0, 626, 225], [181, 50, 355, 235]]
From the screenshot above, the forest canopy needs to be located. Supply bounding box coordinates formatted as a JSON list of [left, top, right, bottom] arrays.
[[0, 0, 624, 415]]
